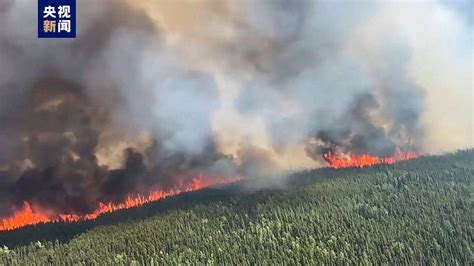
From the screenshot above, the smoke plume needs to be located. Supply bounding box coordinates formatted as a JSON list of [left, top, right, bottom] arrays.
[[0, 0, 471, 216]]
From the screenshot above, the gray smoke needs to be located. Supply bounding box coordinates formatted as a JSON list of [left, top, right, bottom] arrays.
[[0, 0, 239, 215], [0, 0, 471, 216], [229, 1, 425, 158]]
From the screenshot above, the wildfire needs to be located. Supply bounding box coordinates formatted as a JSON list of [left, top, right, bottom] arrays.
[[0, 176, 244, 232], [0, 148, 421, 232], [323, 148, 421, 169]]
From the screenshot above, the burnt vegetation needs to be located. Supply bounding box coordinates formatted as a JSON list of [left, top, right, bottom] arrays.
[[0, 150, 472, 264]]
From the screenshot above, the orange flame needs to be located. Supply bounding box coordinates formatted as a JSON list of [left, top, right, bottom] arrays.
[[0, 176, 244, 232], [323, 148, 421, 169]]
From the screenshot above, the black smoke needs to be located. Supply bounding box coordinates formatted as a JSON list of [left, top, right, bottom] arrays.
[[0, 0, 439, 217], [0, 1, 238, 216], [306, 92, 422, 159]]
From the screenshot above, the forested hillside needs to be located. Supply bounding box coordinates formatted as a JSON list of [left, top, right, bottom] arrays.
[[0, 150, 472, 265]]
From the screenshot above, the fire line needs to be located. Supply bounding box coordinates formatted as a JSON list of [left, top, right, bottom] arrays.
[[0, 149, 420, 232], [0, 176, 244, 232], [323, 148, 421, 169]]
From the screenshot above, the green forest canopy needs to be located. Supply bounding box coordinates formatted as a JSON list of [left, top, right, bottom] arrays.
[[0, 150, 472, 265]]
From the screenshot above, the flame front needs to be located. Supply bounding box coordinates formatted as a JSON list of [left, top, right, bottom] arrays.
[[0, 176, 244, 232], [323, 148, 421, 169], [1, 148, 421, 232]]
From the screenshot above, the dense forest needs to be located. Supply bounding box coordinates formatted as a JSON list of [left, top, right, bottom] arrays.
[[0, 150, 472, 264]]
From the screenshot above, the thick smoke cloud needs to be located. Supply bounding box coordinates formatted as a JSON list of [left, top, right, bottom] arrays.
[[0, 0, 238, 215], [0, 0, 472, 215], [225, 1, 425, 158], [137, 0, 470, 160]]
